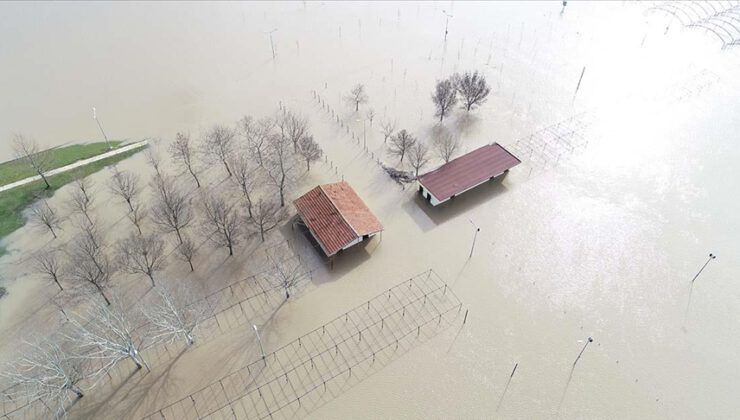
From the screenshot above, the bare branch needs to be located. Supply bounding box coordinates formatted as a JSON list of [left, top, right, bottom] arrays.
[[265, 247, 308, 300], [67, 177, 95, 225], [264, 134, 299, 207], [29, 199, 61, 239], [239, 116, 275, 167], [108, 166, 141, 213], [201, 191, 244, 256], [115, 232, 167, 288], [12, 134, 53, 189], [32, 248, 65, 291], [454, 71, 491, 111], [432, 78, 457, 121], [388, 129, 417, 163], [380, 119, 397, 144], [142, 283, 211, 347], [150, 174, 193, 244], [279, 111, 310, 153], [345, 83, 369, 112], [408, 141, 431, 178], [202, 124, 235, 177], [126, 202, 148, 235], [249, 199, 286, 242], [66, 229, 112, 306], [169, 132, 201, 188], [230, 153, 262, 219], [433, 131, 461, 163], [175, 235, 197, 272], [297, 136, 323, 172]]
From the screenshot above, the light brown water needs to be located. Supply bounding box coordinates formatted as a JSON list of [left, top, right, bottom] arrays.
[[1, 1, 740, 419]]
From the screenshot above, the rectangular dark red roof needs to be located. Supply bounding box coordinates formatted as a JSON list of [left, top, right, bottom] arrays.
[[417, 143, 520, 202], [293, 181, 383, 256]]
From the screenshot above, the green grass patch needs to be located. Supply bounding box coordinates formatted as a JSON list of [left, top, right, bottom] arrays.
[[0, 145, 146, 253], [0, 141, 123, 186]]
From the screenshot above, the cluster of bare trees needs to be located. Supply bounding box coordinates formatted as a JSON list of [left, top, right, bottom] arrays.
[[432, 70, 492, 121], [1, 285, 212, 418], [385, 126, 462, 179]]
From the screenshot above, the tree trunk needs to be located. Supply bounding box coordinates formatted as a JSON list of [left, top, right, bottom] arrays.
[[355, 101, 359, 111], [38, 171, 51, 189], [49, 225, 57, 239], [306, 160, 311, 171], [189, 169, 201, 188], [186, 333, 194, 346], [222, 160, 232, 177], [175, 228, 183, 244], [188, 260, 194, 272], [126, 199, 134, 213], [147, 273, 155, 288], [54, 276, 63, 291], [228, 242, 233, 256], [260, 229, 265, 242], [71, 386, 84, 399], [96, 285, 111, 306], [135, 223, 142, 235], [439, 112, 444, 122]]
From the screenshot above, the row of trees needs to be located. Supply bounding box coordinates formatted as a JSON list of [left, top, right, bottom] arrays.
[[384, 128, 461, 177], [432, 70, 492, 121]]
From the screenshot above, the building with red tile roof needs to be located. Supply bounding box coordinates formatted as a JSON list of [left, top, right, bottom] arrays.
[[293, 181, 383, 257]]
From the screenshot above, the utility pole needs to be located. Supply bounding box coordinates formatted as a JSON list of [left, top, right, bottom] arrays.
[[468, 219, 480, 259], [92, 107, 112, 150], [266, 28, 278, 59], [691, 253, 716, 284], [442, 10, 453, 42]]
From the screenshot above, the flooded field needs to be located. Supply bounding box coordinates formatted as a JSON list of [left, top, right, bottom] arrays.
[[1, 1, 740, 419]]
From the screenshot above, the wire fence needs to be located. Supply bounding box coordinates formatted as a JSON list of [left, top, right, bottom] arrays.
[[142, 269, 465, 420]]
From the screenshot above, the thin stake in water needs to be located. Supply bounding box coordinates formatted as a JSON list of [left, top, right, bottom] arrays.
[[496, 363, 518, 412]]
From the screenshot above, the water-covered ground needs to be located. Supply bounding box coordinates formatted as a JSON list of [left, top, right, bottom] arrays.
[[1, 2, 739, 419]]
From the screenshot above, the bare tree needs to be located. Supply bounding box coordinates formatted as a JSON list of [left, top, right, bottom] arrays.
[[366, 108, 376, 127], [265, 250, 306, 299], [380, 119, 396, 144], [249, 199, 285, 242], [346, 83, 369, 112], [32, 248, 65, 291], [144, 145, 163, 179], [433, 132, 461, 163], [142, 284, 210, 347], [175, 235, 197, 272], [12, 134, 53, 189], [115, 232, 167, 287], [1, 340, 87, 417], [230, 153, 261, 219], [280, 111, 310, 152], [432, 78, 457, 121], [240, 116, 275, 167], [151, 175, 193, 244], [68, 177, 95, 225], [297, 136, 322, 171], [126, 202, 148, 235], [408, 141, 431, 177], [66, 227, 112, 305], [169, 132, 201, 188], [201, 192, 243, 256], [203, 124, 235, 177], [454, 71, 491, 111], [388, 129, 417, 163], [264, 134, 299, 207], [108, 167, 141, 212], [66, 297, 149, 372], [29, 199, 61, 239]]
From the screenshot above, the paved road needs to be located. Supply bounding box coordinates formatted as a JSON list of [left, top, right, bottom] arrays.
[[0, 140, 148, 193]]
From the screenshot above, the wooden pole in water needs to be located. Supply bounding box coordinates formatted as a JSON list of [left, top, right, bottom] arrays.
[[573, 337, 593, 367], [691, 254, 716, 284], [573, 66, 586, 100]]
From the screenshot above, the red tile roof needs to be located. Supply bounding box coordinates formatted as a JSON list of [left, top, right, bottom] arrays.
[[294, 181, 383, 256], [417, 143, 520, 202]]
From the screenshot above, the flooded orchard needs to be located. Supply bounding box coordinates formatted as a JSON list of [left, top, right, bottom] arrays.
[[1, 1, 739, 419]]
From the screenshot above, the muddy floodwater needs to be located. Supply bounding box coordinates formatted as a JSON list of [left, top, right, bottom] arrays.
[[1, 1, 740, 419]]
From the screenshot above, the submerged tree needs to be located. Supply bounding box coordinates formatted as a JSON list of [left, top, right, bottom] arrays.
[[126, 202, 148, 235], [151, 175, 193, 244], [201, 192, 244, 256], [280, 111, 310, 153], [142, 284, 211, 347], [388, 129, 417, 163], [249, 199, 285, 242], [108, 167, 141, 212], [203, 124, 236, 177], [66, 228, 112, 305], [115, 232, 167, 288], [346, 83, 369, 112], [32, 248, 65, 292], [265, 134, 298, 207], [65, 297, 149, 372], [169, 132, 201, 188], [266, 250, 306, 299], [408, 141, 431, 177], [240, 116, 275, 167], [297, 136, 322, 171], [230, 153, 261, 219], [12, 134, 53, 189], [433, 132, 461, 163], [1, 339, 87, 417], [68, 177, 95, 225], [454, 70, 491, 111], [431, 78, 457, 121], [175, 235, 197, 272], [380, 119, 397, 144], [29, 199, 61, 239]]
